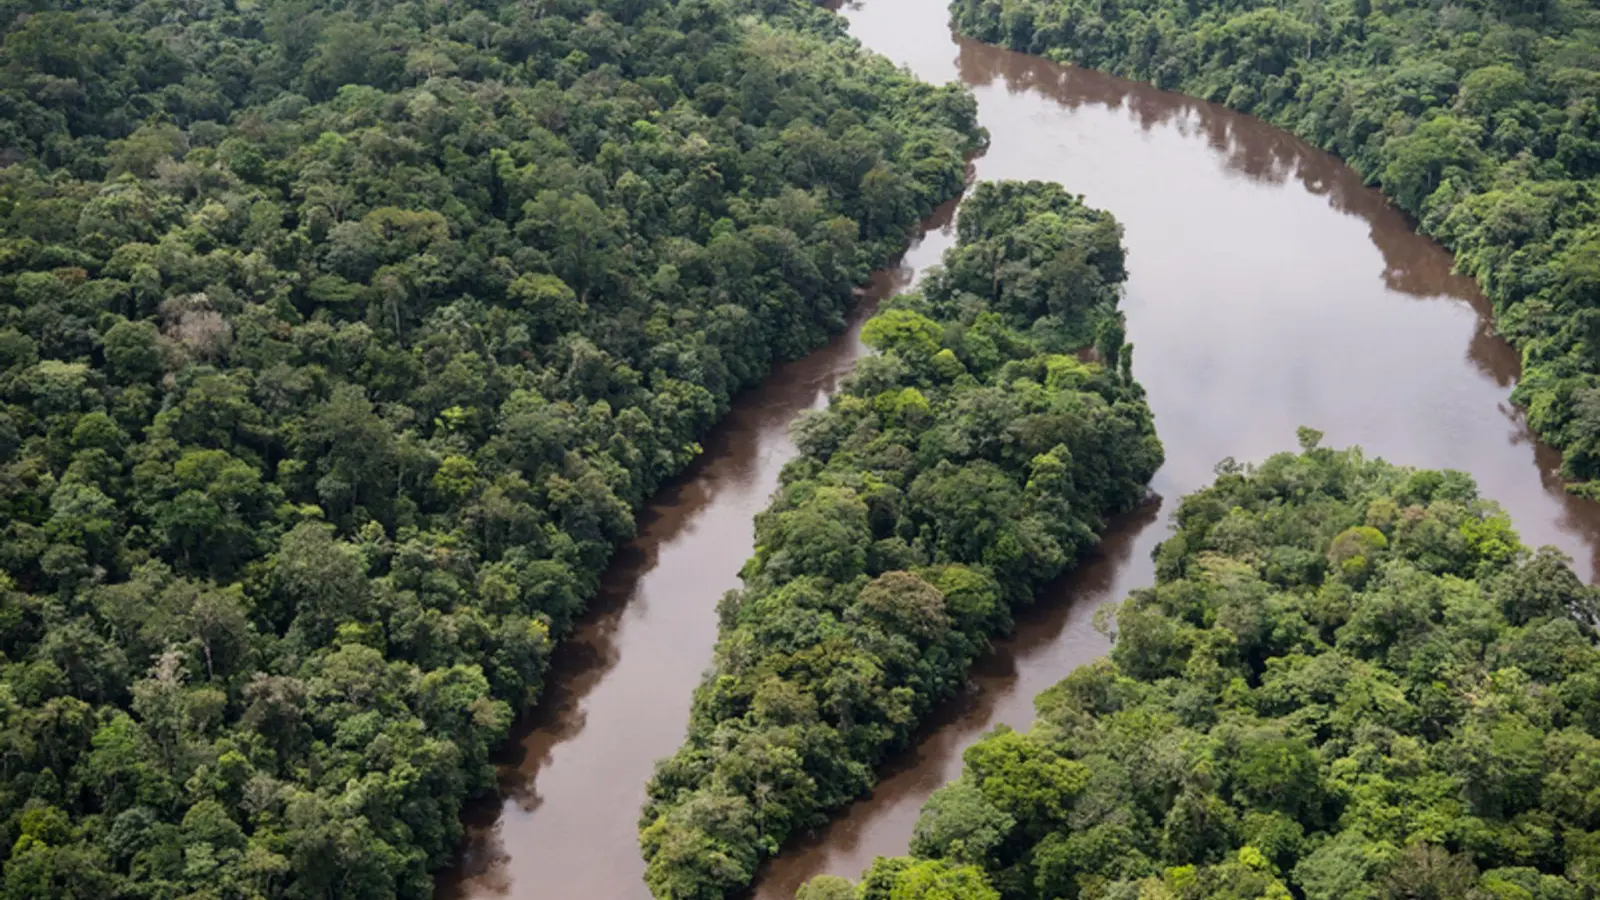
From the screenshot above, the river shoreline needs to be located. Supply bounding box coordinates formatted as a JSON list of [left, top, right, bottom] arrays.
[[435, 195, 965, 900]]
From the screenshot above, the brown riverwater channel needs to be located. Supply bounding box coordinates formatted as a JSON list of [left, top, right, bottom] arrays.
[[439, 1, 1600, 897]]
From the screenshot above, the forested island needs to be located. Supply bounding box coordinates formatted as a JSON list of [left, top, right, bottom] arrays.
[[949, 0, 1600, 495], [803, 437, 1600, 900], [0, 0, 984, 893], [638, 180, 1164, 899]]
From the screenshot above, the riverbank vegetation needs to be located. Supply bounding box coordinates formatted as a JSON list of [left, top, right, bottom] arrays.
[[951, 0, 1600, 495], [637, 180, 1163, 899], [0, 0, 983, 893], [804, 437, 1600, 900]]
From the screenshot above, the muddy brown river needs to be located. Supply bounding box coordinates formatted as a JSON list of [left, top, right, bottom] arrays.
[[438, 1, 1600, 897]]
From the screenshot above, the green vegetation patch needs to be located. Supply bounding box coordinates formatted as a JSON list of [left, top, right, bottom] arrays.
[[638, 180, 1164, 899], [811, 435, 1600, 900], [0, 0, 983, 894]]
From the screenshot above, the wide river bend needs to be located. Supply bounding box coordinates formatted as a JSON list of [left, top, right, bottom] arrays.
[[439, 1, 1600, 897]]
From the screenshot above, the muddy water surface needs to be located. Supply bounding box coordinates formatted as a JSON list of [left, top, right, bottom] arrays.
[[442, 2, 1600, 897]]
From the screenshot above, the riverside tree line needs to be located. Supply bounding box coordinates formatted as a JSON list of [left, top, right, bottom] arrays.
[[804, 438, 1600, 900]]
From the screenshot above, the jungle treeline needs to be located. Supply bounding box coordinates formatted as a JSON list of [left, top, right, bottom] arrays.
[[804, 438, 1600, 900], [638, 180, 1164, 899], [950, 0, 1600, 496], [0, 0, 984, 894]]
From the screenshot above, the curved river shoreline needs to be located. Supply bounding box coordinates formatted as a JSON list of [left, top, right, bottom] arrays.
[[439, 1, 1600, 897], [434, 197, 961, 900]]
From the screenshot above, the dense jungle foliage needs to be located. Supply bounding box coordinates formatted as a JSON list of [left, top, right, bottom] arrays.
[[0, 0, 985, 893], [637, 180, 1164, 900], [950, 0, 1600, 494], [802, 438, 1600, 900]]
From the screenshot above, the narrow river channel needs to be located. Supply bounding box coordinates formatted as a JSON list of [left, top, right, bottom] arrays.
[[439, 0, 1600, 897]]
